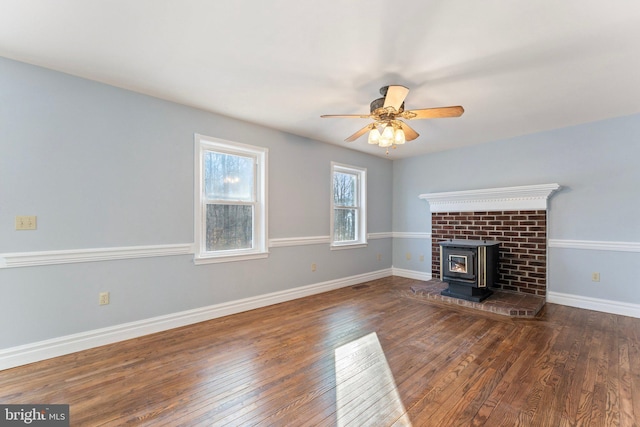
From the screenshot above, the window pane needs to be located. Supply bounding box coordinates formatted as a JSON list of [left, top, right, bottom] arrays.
[[206, 204, 253, 251], [204, 151, 254, 201], [334, 208, 357, 242], [333, 172, 357, 206]]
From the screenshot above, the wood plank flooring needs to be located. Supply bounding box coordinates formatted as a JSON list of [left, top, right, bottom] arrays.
[[1, 276, 639, 426]]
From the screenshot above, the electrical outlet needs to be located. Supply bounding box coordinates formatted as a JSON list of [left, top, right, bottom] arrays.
[[419, 254, 425, 262], [377, 253, 382, 261], [311, 263, 317, 272], [15, 216, 37, 230], [99, 292, 110, 305], [591, 272, 600, 282], [406, 252, 411, 261]]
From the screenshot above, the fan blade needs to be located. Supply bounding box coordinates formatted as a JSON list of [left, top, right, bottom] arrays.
[[403, 106, 464, 119], [345, 123, 375, 142], [398, 122, 419, 141], [321, 114, 371, 119], [383, 85, 410, 111]]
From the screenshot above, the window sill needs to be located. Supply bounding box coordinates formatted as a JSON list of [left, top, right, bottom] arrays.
[[330, 243, 368, 251], [194, 252, 269, 265]]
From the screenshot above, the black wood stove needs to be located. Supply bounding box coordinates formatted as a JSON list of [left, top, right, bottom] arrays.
[[439, 239, 500, 302]]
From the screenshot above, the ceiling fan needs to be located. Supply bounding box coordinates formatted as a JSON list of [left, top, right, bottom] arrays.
[[321, 85, 464, 154]]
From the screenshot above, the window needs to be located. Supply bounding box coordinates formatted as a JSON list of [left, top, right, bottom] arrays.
[[195, 134, 268, 263], [331, 162, 367, 248]]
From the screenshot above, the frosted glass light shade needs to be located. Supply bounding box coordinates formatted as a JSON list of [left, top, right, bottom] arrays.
[[368, 128, 381, 144], [379, 125, 394, 147], [394, 128, 406, 145]]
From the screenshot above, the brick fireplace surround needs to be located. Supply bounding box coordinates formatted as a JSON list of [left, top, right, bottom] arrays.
[[419, 184, 560, 299], [432, 210, 547, 296]]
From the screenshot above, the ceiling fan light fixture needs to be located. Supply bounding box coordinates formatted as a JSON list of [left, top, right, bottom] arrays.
[[378, 125, 395, 148], [367, 127, 381, 144], [321, 85, 464, 153], [394, 127, 406, 145]]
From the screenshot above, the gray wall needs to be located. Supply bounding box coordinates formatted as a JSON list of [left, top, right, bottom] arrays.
[[392, 113, 640, 304], [0, 58, 393, 348]]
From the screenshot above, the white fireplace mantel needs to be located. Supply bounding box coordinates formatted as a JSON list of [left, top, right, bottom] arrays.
[[418, 183, 560, 212]]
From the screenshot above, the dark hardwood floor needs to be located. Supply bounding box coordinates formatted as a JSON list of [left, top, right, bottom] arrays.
[[1, 276, 639, 426]]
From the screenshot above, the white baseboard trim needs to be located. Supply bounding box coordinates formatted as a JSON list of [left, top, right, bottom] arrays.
[[391, 267, 433, 281], [547, 291, 640, 319], [0, 268, 392, 371]]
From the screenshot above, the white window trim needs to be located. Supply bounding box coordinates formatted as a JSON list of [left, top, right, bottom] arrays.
[[194, 134, 268, 264], [330, 162, 367, 250]]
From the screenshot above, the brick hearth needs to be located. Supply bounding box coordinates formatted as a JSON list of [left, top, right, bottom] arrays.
[[432, 210, 547, 297], [409, 279, 545, 317]]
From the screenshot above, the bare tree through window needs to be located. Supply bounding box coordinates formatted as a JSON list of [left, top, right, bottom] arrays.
[[195, 134, 267, 263], [333, 171, 358, 242], [204, 151, 254, 251]]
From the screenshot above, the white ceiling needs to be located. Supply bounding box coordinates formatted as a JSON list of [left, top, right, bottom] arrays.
[[2, 1, 640, 159]]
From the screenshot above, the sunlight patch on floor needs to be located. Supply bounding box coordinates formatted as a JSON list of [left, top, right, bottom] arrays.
[[334, 332, 412, 426]]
